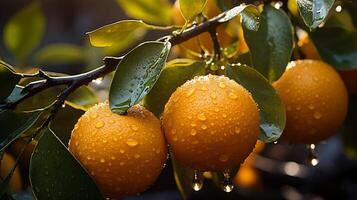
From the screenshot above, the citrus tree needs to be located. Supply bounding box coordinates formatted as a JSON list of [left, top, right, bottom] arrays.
[[0, 0, 356, 199]]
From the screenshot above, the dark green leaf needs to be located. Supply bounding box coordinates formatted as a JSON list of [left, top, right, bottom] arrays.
[[33, 44, 85, 66], [50, 105, 84, 144], [297, 0, 335, 29], [179, 0, 207, 22], [0, 62, 21, 102], [109, 41, 171, 114], [218, 5, 260, 32], [116, 0, 172, 25], [0, 110, 42, 152], [30, 128, 104, 200], [310, 27, 357, 70], [144, 59, 206, 117], [226, 64, 286, 142], [216, 0, 233, 11], [3, 86, 27, 106], [243, 4, 294, 82], [3, 1, 45, 61]]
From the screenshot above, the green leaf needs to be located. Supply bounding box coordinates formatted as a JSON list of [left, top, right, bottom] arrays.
[[67, 86, 98, 111], [218, 5, 260, 31], [50, 105, 84, 144], [33, 44, 85, 66], [297, 0, 335, 29], [109, 41, 171, 114], [116, 0, 171, 25], [216, 0, 233, 11], [0, 109, 42, 152], [243, 4, 294, 82], [3, 1, 45, 61], [87, 20, 150, 48], [226, 64, 286, 142], [144, 59, 206, 117], [0, 62, 21, 102], [310, 27, 357, 70], [30, 128, 104, 199], [179, 0, 207, 22]]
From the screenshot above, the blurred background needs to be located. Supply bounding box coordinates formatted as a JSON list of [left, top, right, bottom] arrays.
[[1, 0, 357, 200]]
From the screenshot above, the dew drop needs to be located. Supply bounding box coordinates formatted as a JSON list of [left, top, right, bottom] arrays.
[[210, 93, 217, 99], [90, 113, 98, 119], [120, 162, 125, 166], [131, 125, 139, 131], [95, 121, 104, 128], [197, 113, 207, 121], [219, 82, 226, 89], [219, 154, 229, 162], [134, 154, 141, 158], [222, 114, 227, 118], [228, 92, 238, 100], [186, 88, 196, 97], [234, 127, 241, 134], [214, 108, 219, 112], [308, 104, 315, 110], [190, 129, 197, 136], [120, 149, 125, 154], [126, 139, 138, 147], [221, 170, 234, 193], [201, 124, 208, 130], [191, 123, 197, 127], [100, 158, 105, 163], [296, 106, 301, 111], [201, 86, 208, 91], [173, 136, 178, 141], [313, 111, 322, 119], [192, 170, 204, 191], [109, 120, 115, 124]]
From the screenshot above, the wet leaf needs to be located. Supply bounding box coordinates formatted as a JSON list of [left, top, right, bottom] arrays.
[[226, 64, 286, 142], [116, 0, 172, 25], [109, 41, 171, 114], [33, 44, 85, 66], [144, 59, 206, 117], [297, 0, 335, 29], [67, 86, 98, 111], [3, 1, 45, 61], [218, 4, 260, 32], [0, 109, 42, 152], [30, 128, 104, 199], [0, 61, 21, 102], [310, 27, 357, 70], [243, 4, 294, 82], [179, 0, 207, 22]]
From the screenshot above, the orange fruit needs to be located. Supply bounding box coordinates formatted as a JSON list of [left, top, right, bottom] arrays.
[[0, 153, 23, 193], [273, 60, 348, 144], [163, 75, 260, 171], [172, 0, 233, 54], [68, 102, 167, 198]]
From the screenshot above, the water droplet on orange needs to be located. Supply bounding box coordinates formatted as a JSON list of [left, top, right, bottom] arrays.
[[219, 154, 229, 162], [95, 120, 104, 128], [190, 129, 197, 136], [201, 124, 208, 130], [201, 86, 208, 91], [219, 82, 226, 89], [131, 125, 138, 131], [313, 111, 322, 119], [197, 113, 207, 121], [100, 158, 105, 163], [308, 104, 315, 110], [210, 93, 217, 99], [228, 92, 237, 100], [126, 139, 138, 147], [186, 88, 196, 97]]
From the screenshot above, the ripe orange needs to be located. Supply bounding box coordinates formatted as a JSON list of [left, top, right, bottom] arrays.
[[0, 153, 23, 193], [163, 75, 260, 171], [68, 102, 167, 198], [172, 0, 234, 54], [273, 60, 348, 144]]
